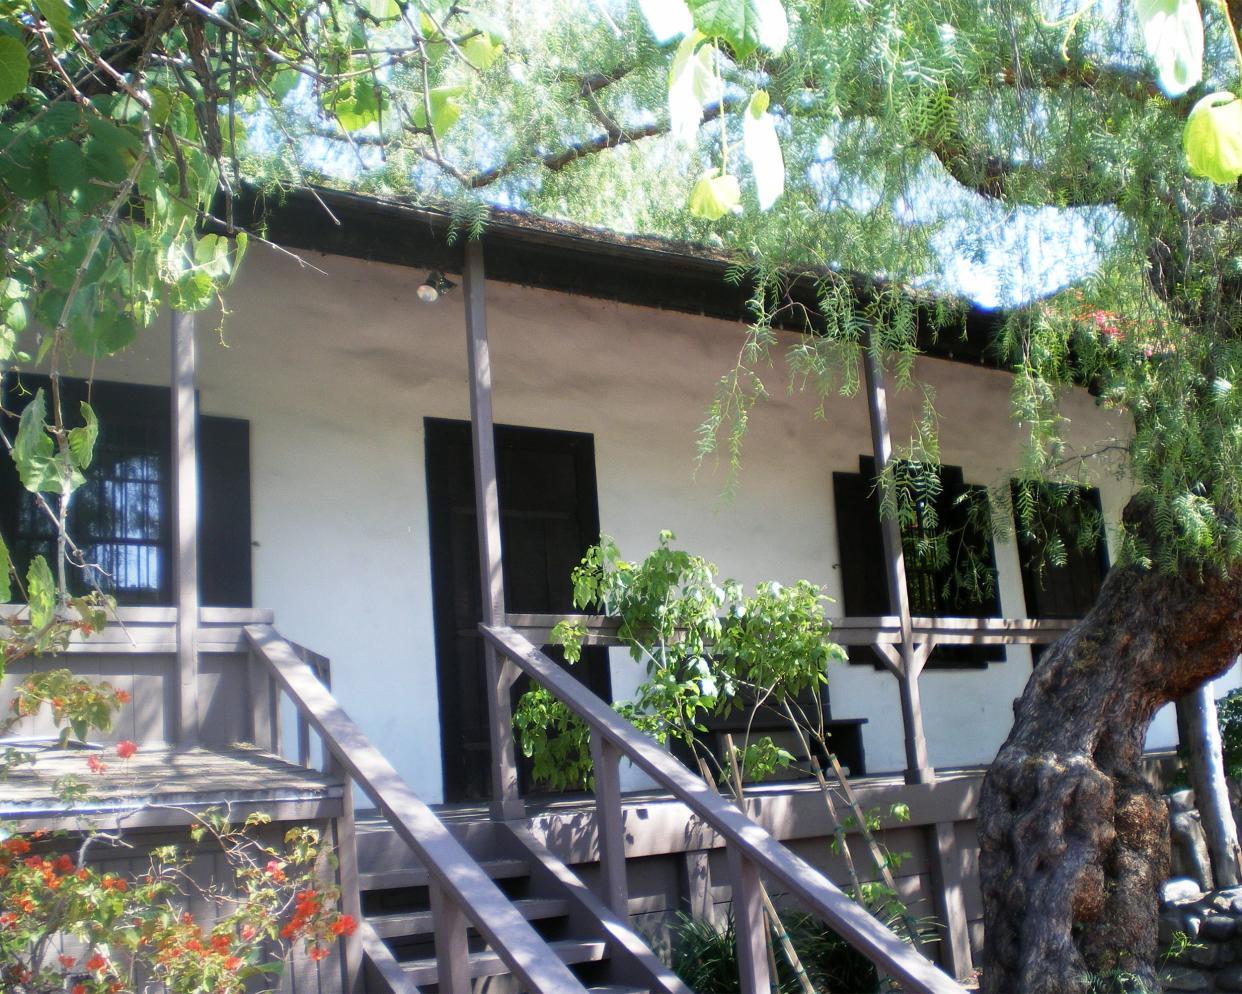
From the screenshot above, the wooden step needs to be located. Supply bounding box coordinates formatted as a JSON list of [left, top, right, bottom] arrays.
[[585, 987, 649, 993], [401, 937, 607, 985], [367, 897, 569, 939], [360, 857, 529, 892]]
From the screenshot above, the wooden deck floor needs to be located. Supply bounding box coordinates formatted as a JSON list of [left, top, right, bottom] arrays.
[[1, 744, 345, 831]]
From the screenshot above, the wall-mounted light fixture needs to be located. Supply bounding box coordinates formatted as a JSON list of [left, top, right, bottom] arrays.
[[416, 270, 456, 303]]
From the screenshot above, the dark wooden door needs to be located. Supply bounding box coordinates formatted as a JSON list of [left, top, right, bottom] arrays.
[[425, 418, 611, 802]]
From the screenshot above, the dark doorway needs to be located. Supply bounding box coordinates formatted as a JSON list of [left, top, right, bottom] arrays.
[[425, 418, 612, 803]]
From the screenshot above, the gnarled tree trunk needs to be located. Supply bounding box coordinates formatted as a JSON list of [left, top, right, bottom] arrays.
[[979, 539, 1242, 994]]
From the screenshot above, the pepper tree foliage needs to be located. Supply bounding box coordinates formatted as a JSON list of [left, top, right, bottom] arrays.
[[244, 0, 1242, 578], [10, 0, 1242, 611]]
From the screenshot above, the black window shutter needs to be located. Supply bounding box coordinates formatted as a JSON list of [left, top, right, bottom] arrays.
[[834, 455, 1002, 669], [198, 416, 252, 607], [1013, 483, 1108, 662]]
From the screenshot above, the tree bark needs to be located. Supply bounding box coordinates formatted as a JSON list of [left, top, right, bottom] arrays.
[[978, 539, 1242, 994], [1177, 685, 1242, 888]]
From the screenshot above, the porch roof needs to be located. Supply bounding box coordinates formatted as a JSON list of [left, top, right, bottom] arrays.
[[229, 185, 1005, 370]]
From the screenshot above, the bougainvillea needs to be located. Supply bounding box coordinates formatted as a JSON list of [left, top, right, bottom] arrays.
[[0, 669, 354, 994]]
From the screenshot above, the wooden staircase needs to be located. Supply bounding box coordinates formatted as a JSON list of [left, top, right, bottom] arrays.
[[356, 818, 688, 994]]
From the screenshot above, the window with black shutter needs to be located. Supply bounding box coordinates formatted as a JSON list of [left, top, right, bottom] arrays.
[[832, 455, 1002, 669], [0, 375, 252, 607], [1012, 481, 1109, 661]]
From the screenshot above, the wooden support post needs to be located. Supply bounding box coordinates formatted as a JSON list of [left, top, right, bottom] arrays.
[[429, 880, 472, 994], [862, 336, 934, 786], [332, 774, 364, 993], [172, 307, 200, 744], [297, 713, 312, 768], [463, 238, 524, 820], [1178, 684, 1242, 887], [927, 821, 974, 981], [590, 732, 629, 917], [727, 844, 771, 994]]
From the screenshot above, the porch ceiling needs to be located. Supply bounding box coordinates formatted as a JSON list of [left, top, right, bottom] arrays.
[[226, 185, 1005, 371]]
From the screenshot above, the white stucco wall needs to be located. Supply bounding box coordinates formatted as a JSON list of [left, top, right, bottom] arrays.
[[82, 244, 1224, 802]]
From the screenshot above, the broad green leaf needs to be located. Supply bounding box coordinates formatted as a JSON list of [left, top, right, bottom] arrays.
[[14, 389, 56, 492], [0, 532, 11, 604], [1136, 0, 1202, 98], [688, 169, 741, 220], [47, 140, 86, 190], [463, 33, 503, 70], [668, 32, 720, 143], [83, 135, 128, 183], [1184, 91, 1242, 184], [0, 35, 29, 104], [26, 555, 55, 628], [742, 90, 783, 209], [639, 0, 693, 41], [171, 271, 215, 311], [365, 0, 399, 18], [329, 79, 386, 132], [685, 0, 787, 59], [411, 85, 464, 136], [35, 0, 74, 47], [67, 401, 97, 470]]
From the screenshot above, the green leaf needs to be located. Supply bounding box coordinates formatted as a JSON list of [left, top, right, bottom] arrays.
[[0, 34, 29, 104], [1136, 0, 1202, 98], [67, 401, 97, 470], [35, 0, 74, 47], [13, 389, 57, 492], [365, 0, 399, 18], [171, 271, 215, 311], [328, 78, 386, 132], [668, 32, 720, 142], [742, 90, 783, 209], [1184, 91, 1242, 184], [83, 135, 128, 183], [688, 169, 741, 220], [411, 85, 464, 136], [0, 532, 11, 603], [27, 555, 55, 627], [463, 33, 503, 70], [685, 0, 787, 59], [47, 140, 87, 191]]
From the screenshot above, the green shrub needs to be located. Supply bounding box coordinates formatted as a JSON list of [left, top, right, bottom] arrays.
[[666, 909, 878, 994]]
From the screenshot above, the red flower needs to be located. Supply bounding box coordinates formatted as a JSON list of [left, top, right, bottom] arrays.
[[225, 956, 242, 970], [330, 914, 357, 937], [54, 854, 75, 873], [114, 689, 130, 704], [86, 952, 108, 972], [73, 986, 86, 994], [88, 754, 107, 775], [115, 740, 138, 760], [59, 954, 76, 967], [0, 912, 18, 928], [309, 945, 329, 962], [264, 860, 286, 883], [241, 923, 257, 940], [3, 837, 30, 855]]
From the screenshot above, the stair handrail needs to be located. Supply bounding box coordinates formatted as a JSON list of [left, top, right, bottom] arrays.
[[482, 622, 970, 994], [245, 624, 590, 994]]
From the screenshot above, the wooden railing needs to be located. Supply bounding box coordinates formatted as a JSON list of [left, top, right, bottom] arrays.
[[244, 624, 592, 994], [483, 622, 971, 994]]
